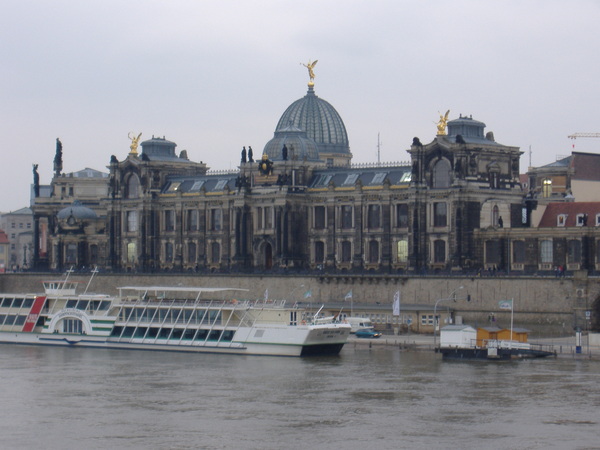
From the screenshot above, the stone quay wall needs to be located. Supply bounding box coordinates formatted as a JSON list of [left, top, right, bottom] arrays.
[[1, 272, 597, 336]]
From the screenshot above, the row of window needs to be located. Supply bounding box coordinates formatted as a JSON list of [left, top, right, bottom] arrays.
[[110, 325, 235, 342], [122, 202, 451, 235], [125, 241, 221, 265], [8, 222, 32, 229], [312, 203, 447, 230], [485, 239, 596, 265], [312, 239, 447, 264], [120, 307, 222, 325], [557, 213, 600, 227]]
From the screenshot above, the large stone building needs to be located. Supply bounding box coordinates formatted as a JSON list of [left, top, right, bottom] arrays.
[[31, 74, 535, 275]]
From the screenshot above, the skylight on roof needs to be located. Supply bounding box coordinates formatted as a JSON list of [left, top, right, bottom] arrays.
[[371, 172, 387, 185], [191, 181, 205, 191], [343, 174, 359, 186], [214, 179, 228, 190]]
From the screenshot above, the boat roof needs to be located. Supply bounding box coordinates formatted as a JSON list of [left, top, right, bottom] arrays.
[[118, 286, 249, 293]]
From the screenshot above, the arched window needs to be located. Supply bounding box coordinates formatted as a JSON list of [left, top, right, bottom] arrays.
[[188, 242, 197, 263], [542, 179, 552, 198], [568, 240, 581, 264], [368, 240, 379, 263], [540, 240, 553, 263], [492, 205, 499, 227], [397, 240, 408, 262], [211, 242, 220, 264], [127, 242, 136, 263], [315, 241, 325, 264], [433, 240, 446, 263], [341, 241, 352, 262], [126, 174, 140, 199], [433, 159, 451, 188]]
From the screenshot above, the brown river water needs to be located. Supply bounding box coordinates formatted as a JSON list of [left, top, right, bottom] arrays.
[[0, 344, 598, 449]]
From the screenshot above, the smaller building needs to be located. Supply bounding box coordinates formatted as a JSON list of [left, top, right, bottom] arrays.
[[0, 207, 33, 270], [440, 325, 477, 348], [0, 230, 9, 272]]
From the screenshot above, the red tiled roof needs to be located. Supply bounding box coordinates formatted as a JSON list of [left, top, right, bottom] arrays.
[[539, 202, 600, 227], [0, 230, 8, 244]]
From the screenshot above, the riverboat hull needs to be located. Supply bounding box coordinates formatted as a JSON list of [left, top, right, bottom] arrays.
[[0, 281, 350, 357]]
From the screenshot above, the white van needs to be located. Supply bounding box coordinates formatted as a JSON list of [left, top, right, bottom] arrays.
[[345, 317, 374, 333]]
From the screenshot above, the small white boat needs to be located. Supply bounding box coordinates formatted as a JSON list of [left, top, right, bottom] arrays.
[[0, 272, 350, 357]]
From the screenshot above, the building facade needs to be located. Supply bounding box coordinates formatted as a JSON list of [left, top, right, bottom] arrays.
[[30, 77, 533, 274]]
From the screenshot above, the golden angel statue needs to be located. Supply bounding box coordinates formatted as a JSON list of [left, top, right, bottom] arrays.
[[436, 110, 450, 135], [301, 59, 318, 82], [128, 132, 142, 154]]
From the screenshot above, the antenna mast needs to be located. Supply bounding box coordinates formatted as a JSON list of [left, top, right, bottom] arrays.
[[377, 133, 381, 164]]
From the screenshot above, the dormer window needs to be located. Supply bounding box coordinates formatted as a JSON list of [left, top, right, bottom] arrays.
[[576, 214, 588, 227], [557, 214, 567, 227], [596, 214, 600, 226]]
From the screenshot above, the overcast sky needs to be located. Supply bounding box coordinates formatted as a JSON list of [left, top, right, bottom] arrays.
[[2, 0, 599, 212]]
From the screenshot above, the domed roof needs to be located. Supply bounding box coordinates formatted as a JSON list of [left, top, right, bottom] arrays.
[[262, 124, 321, 161], [275, 86, 349, 155], [57, 201, 97, 221]]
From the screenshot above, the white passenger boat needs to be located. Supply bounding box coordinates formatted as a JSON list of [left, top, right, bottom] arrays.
[[0, 274, 350, 357]]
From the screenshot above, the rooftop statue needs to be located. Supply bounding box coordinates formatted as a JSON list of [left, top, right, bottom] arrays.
[[128, 132, 142, 154], [301, 59, 318, 83], [436, 110, 450, 135]]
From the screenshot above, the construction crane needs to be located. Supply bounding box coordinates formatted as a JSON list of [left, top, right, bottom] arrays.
[[568, 133, 600, 139]]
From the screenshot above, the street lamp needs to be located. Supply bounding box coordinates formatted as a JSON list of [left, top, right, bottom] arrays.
[[433, 286, 464, 350]]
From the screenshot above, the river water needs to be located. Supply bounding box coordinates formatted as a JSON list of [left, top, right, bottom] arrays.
[[1, 344, 598, 450]]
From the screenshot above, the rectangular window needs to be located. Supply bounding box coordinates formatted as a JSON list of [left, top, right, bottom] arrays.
[[164, 210, 175, 231], [314, 206, 326, 229], [434, 202, 447, 227], [187, 210, 199, 231], [396, 204, 409, 228], [126, 211, 138, 232], [210, 209, 222, 231], [367, 205, 380, 229], [264, 206, 273, 229], [512, 240, 525, 264], [397, 239, 408, 262], [165, 242, 173, 262], [540, 240, 553, 264], [341, 205, 353, 229]]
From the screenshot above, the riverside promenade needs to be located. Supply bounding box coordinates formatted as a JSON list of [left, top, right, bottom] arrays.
[[347, 333, 600, 359]]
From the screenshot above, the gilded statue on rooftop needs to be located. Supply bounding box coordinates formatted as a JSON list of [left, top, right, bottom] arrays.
[[301, 59, 318, 85], [128, 132, 142, 154], [436, 110, 450, 135]]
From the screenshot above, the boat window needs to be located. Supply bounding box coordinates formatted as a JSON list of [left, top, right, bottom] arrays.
[[121, 327, 135, 338], [15, 315, 26, 326], [221, 330, 235, 342], [12, 298, 23, 308], [0, 315, 6, 325], [195, 329, 208, 341], [23, 297, 34, 308], [158, 328, 171, 339], [123, 308, 134, 321], [99, 301, 111, 311], [171, 329, 183, 339], [134, 327, 147, 338], [66, 300, 77, 308], [76, 300, 89, 311], [5, 315, 16, 325], [183, 329, 196, 340], [208, 330, 222, 341], [63, 319, 83, 334], [110, 326, 123, 337], [146, 328, 159, 338], [1, 298, 13, 308]]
